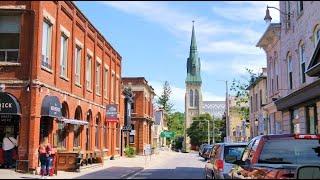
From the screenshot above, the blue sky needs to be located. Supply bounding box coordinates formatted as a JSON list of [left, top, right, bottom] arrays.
[[75, 1, 279, 112]]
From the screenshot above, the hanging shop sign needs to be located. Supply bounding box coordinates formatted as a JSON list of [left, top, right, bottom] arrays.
[[41, 95, 62, 118], [106, 104, 118, 122]]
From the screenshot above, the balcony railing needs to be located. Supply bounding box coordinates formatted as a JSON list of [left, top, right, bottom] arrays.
[[0, 49, 19, 62]]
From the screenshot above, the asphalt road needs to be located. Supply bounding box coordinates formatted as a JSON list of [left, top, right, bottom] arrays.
[[129, 151, 206, 179]]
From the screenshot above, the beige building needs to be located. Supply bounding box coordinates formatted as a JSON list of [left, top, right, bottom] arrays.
[[228, 96, 250, 142], [247, 68, 268, 137], [258, 1, 320, 135]]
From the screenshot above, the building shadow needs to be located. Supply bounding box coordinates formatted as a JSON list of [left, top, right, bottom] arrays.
[[75, 166, 143, 179]]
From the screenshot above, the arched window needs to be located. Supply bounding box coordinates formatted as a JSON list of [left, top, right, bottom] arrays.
[[58, 102, 68, 148], [95, 113, 101, 149], [189, 89, 193, 107], [287, 52, 293, 90], [298, 41, 306, 83], [116, 123, 120, 148], [86, 110, 92, 150], [314, 25, 320, 47], [195, 89, 199, 107], [73, 106, 82, 147]]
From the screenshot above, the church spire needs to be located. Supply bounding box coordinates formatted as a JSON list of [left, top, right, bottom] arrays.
[[190, 20, 197, 51], [186, 21, 201, 85]]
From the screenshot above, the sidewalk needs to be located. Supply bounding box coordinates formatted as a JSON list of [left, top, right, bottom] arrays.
[[0, 150, 173, 179]]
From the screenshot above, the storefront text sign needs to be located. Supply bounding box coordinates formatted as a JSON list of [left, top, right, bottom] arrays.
[[0, 92, 20, 115]]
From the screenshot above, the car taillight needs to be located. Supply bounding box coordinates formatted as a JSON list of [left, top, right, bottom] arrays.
[[294, 134, 320, 139], [215, 159, 224, 171]]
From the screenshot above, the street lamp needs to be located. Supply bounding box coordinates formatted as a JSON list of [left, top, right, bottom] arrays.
[[264, 5, 293, 23]]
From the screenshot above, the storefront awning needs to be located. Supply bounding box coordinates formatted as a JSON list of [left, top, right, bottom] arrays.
[[57, 118, 88, 126], [41, 95, 62, 118], [0, 92, 21, 115], [274, 79, 320, 111]]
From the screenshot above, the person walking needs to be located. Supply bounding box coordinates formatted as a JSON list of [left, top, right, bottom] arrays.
[[39, 137, 54, 178], [2, 132, 17, 169]]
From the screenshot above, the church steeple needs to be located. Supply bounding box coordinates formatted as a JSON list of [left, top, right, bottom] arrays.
[[186, 21, 202, 84]]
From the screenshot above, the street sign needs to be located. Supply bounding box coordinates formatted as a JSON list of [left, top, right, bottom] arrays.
[[160, 131, 175, 138], [106, 104, 118, 122], [144, 144, 151, 155]]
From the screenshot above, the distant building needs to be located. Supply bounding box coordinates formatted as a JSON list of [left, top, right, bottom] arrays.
[[202, 101, 225, 119]]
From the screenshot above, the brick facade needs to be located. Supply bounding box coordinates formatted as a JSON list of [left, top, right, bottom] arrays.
[[122, 77, 155, 155], [0, 1, 123, 170]]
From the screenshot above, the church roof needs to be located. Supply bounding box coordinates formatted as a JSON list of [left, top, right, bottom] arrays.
[[186, 21, 202, 84], [202, 101, 226, 119]]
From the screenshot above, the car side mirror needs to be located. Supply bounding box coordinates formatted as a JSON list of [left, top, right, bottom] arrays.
[[296, 165, 320, 179]]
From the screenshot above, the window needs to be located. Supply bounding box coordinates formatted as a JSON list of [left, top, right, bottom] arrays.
[[189, 89, 193, 107], [287, 54, 293, 90], [115, 77, 119, 102], [116, 123, 120, 148], [104, 68, 108, 98], [299, 43, 306, 84], [111, 73, 114, 101], [195, 89, 199, 107], [60, 34, 68, 77], [260, 89, 263, 107], [103, 123, 108, 148], [131, 102, 135, 113], [86, 55, 92, 90], [224, 145, 246, 163], [297, 1, 303, 15], [73, 107, 81, 148], [314, 25, 320, 47], [96, 62, 101, 95], [255, 93, 258, 112], [95, 117, 100, 148], [0, 15, 20, 63], [74, 46, 82, 85], [129, 124, 135, 143], [285, 1, 291, 29]]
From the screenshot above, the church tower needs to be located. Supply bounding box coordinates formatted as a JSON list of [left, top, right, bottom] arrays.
[[183, 21, 202, 152]]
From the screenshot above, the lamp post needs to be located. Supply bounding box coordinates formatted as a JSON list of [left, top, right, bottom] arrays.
[[264, 5, 293, 23]]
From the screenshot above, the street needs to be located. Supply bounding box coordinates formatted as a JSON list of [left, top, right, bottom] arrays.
[[129, 151, 205, 179]]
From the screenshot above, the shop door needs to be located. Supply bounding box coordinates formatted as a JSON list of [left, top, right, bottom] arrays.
[[306, 105, 318, 134]]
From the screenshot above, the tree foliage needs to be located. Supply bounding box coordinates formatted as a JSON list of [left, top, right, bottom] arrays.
[[167, 112, 184, 137], [229, 68, 258, 121], [156, 81, 174, 115], [186, 113, 225, 147]]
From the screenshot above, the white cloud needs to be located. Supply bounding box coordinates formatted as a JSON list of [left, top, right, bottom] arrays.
[[215, 1, 280, 22], [150, 80, 225, 112], [230, 57, 266, 75], [200, 41, 264, 55]]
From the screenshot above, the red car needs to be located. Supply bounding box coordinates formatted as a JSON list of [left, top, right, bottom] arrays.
[[229, 134, 320, 179]]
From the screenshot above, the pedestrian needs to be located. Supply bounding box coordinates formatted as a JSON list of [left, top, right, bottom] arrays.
[[38, 137, 54, 178], [2, 132, 17, 169]]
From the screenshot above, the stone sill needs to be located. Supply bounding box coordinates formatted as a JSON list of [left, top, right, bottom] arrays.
[[0, 62, 21, 66]]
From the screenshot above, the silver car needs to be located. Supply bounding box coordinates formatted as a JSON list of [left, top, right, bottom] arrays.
[[204, 142, 247, 179]]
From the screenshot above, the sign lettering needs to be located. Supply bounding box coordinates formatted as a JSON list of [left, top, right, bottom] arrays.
[[0, 103, 13, 112]]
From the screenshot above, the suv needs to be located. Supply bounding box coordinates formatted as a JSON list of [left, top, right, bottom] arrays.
[[204, 142, 247, 179], [229, 134, 320, 179]]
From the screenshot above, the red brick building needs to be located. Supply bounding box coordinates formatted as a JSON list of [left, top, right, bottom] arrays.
[[0, 1, 124, 171], [122, 77, 155, 154]]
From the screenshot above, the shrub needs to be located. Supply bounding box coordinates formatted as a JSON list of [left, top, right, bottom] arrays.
[[124, 146, 136, 157]]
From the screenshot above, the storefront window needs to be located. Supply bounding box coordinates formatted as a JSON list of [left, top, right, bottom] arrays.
[[103, 122, 107, 149], [116, 123, 120, 148], [73, 107, 82, 148], [95, 115, 100, 149], [57, 122, 66, 148]]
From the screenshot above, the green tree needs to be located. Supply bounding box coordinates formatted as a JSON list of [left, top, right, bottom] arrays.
[[156, 81, 174, 115], [167, 112, 184, 137], [229, 68, 257, 122]]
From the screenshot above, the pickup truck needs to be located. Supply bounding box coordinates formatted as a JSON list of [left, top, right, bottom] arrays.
[[229, 134, 320, 179]]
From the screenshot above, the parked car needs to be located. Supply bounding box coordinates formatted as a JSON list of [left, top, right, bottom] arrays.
[[204, 142, 247, 179], [202, 145, 213, 160], [229, 134, 320, 179], [199, 144, 208, 156]]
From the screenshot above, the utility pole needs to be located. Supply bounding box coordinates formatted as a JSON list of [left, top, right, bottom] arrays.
[[207, 120, 210, 144], [212, 115, 215, 144], [225, 80, 230, 142]]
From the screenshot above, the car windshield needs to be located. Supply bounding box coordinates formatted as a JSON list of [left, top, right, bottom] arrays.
[[258, 139, 320, 165], [224, 145, 246, 163]]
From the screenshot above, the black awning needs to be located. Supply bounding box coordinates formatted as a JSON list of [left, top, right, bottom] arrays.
[[0, 92, 21, 115], [41, 95, 62, 118], [274, 79, 320, 111]]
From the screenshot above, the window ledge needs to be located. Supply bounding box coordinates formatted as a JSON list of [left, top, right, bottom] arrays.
[[96, 92, 102, 97], [87, 88, 93, 93], [102, 149, 109, 152], [60, 75, 69, 82], [41, 66, 53, 74], [75, 83, 82, 88], [0, 62, 21, 66]]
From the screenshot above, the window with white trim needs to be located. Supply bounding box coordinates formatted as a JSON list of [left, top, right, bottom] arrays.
[[287, 53, 293, 90], [116, 77, 119, 103], [41, 19, 52, 68], [0, 15, 20, 63], [297, 1, 303, 15], [60, 33, 68, 77], [111, 73, 114, 101], [96, 62, 101, 95], [314, 25, 320, 47], [104, 67, 108, 98], [74, 45, 81, 85], [86, 54, 92, 90], [299, 42, 306, 84]]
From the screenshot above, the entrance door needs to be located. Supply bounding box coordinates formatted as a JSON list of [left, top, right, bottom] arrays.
[[306, 105, 318, 134], [39, 116, 52, 144]]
